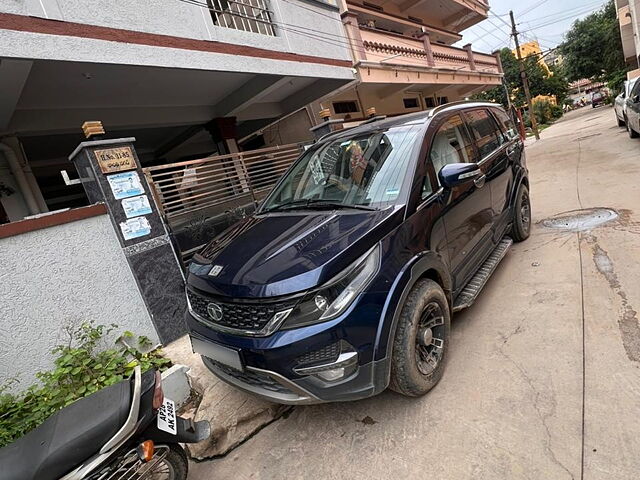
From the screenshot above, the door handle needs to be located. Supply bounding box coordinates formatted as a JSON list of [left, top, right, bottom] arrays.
[[506, 145, 517, 156], [474, 174, 486, 188]]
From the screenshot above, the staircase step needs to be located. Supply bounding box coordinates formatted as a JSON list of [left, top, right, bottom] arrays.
[[452, 236, 513, 312]]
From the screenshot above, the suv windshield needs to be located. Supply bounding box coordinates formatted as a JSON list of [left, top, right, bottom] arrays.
[[261, 125, 421, 212]]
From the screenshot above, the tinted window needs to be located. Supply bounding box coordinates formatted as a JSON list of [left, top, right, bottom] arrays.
[[492, 109, 519, 141], [429, 114, 475, 178], [466, 109, 501, 158]]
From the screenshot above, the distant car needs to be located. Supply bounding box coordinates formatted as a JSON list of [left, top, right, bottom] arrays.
[[616, 79, 638, 127], [591, 91, 605, 108], [625, 79, 640, 138]]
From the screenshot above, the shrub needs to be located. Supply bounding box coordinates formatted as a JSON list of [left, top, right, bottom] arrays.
[[0, 322, 171, 448], [550, 104, 564, 119]]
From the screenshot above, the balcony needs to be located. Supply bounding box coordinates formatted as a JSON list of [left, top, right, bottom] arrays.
[[357, 27, 501, 76], [345, 0, 489, 35]]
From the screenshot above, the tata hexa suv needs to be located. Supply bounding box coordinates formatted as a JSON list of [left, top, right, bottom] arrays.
[[185, 102, 530, 404]]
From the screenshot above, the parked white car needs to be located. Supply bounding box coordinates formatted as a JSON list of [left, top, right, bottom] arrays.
[[615, 78, 638, 127]]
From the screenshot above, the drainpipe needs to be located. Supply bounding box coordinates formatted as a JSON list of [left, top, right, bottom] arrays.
[[0, 142, 40, 215]]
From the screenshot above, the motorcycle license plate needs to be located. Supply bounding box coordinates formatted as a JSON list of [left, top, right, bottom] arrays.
[[157, 397, 177, 435]]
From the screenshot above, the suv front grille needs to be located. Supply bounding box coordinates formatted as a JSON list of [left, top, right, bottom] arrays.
[[187, 289, 296, 333], [204, 358, 292, 394]]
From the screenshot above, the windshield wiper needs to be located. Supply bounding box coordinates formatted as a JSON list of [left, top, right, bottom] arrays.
[[261, 199, 376, 213]]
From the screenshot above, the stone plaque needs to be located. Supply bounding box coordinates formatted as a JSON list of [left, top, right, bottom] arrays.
[[94, 146, 137, 174]]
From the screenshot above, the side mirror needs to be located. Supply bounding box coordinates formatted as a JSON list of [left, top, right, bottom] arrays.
[[632, 95, 640, 104], [439, 163, 482, 189]]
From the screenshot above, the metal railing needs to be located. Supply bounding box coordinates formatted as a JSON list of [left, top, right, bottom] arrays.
[[143, 143, 305, 262], [207, 0, 276, 36]]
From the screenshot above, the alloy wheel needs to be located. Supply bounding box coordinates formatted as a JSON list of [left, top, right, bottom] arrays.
[[415, 301, 446, 375], [520, 191, 531, 233]]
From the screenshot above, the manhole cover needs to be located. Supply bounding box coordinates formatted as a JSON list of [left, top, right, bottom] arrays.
[[541, 208, 618, 232]]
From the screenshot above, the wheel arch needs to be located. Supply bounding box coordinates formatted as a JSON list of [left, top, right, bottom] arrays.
[[372, 251, 452, 389]]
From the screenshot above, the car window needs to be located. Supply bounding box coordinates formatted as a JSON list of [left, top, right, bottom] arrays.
[[492, 109, 519, 141], [429, 114, 475, 180], [466, 109, 501, 158], [262, 125, 421, 210]]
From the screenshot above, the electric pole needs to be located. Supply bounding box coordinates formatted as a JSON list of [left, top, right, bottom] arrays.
[[510, 10, 540, 140]]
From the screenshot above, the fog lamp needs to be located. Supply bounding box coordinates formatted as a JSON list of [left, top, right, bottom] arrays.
[[316, 367, 347, 382]]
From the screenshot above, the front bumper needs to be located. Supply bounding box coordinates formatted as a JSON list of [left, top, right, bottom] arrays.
[[186, 306, 390, 404]]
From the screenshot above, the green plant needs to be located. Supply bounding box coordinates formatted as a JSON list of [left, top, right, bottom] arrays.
[[0, 322, 171, 448]]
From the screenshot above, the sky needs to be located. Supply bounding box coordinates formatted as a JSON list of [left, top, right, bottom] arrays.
[[456, 0, 609, 54]]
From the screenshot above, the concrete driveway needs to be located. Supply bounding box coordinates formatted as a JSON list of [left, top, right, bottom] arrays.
[[190, 106, 640, 480]]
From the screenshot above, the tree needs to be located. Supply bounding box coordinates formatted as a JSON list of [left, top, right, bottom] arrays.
[[559, 0, 626, 90], [473, 48, 569, 108]]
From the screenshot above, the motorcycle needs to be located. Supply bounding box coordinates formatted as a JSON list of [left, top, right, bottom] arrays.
[[0, 366, 209, 480]]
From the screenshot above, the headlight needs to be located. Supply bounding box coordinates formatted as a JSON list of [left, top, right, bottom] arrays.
[[281, 244, 380, 329]]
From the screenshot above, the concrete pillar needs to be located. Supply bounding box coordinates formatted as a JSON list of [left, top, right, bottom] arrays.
[[309, 108, 345, 140], [417, 29, 435, 67], [493, 49, 504, 74], [341, 11, 367, 62], [69, 134, 187, 344], [205, 117, 250, 193], [463, 43, 477, 71]]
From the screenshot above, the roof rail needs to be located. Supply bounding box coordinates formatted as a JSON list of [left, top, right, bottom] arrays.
[[428, 100, 499, 118], [316, 115, 387, 142]]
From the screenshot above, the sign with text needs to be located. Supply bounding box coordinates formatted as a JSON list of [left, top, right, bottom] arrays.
[[94, 146, 137, 174], [107, 171, 145, 200]]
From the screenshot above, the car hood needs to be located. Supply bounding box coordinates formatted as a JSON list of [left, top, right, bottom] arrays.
[[188, 206, 404, 298]]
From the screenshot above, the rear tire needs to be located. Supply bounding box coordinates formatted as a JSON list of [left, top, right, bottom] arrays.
[[617, 115, 625, 127], [149, 444, 189, 480], [511, 184, 531, 242], [390, 279, 450, 397]]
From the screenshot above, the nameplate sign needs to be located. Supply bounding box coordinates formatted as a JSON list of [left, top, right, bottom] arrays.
[[94, 146, 138, 174]]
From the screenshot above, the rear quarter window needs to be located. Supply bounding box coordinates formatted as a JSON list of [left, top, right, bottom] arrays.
[[492, 109, 519, 141]]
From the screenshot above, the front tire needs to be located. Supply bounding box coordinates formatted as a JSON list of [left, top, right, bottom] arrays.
[[617, 115, 625, 127], [511, 184, 531, 242], [390, 279, 450, 397], [628, 119, 639, 138]]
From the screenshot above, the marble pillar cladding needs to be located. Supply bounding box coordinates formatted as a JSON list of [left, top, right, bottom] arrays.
[[69, 138, 187, 343]]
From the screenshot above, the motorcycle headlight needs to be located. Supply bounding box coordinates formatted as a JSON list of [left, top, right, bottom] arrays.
[[281, 244, 380, 330]]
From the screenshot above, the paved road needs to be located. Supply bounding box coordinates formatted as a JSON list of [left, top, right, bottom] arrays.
[[191, 106, 640, 480]]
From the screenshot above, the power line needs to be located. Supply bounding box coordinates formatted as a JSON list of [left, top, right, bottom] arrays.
[[518, 0, 551, 17]]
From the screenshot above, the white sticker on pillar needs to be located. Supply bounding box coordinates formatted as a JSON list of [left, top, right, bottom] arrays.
[[120, 216, 151, 240], [107, 171, 145, 200], [121, 194, 152, 218]]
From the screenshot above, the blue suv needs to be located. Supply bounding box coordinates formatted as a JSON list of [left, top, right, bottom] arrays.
[[185, 102, 530, 404]]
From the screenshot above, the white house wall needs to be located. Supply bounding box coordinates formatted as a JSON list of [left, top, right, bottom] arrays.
[[0, 212, 158, 390]]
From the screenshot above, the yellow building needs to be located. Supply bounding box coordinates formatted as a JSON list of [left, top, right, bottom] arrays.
[[512, 41, 551, 75]]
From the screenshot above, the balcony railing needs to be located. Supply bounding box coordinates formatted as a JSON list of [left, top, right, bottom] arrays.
[[359, 27, 501, 74], [207, 0, 276, 36]]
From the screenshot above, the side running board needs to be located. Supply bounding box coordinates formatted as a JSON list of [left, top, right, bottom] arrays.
[[453, 237, 513, 312]]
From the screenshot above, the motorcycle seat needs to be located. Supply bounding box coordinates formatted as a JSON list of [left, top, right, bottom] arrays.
[[0, 378, 132, 480]]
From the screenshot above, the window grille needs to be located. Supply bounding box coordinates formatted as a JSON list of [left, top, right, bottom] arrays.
[[207, 0, 276, 36]]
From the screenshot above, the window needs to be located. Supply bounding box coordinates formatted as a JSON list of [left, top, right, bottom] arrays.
[[333, 101, 359, 114], [425, 97, 436, 108], [421, 173, 434, 200], [492, 109, 519, 142], [429, 114, 474, 178], [465, 109, 501, 158], [262, 125, 422, 210], [207, 0, 276, 36], [437, 97, 449, 106], [403, 98, 419, 109]]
